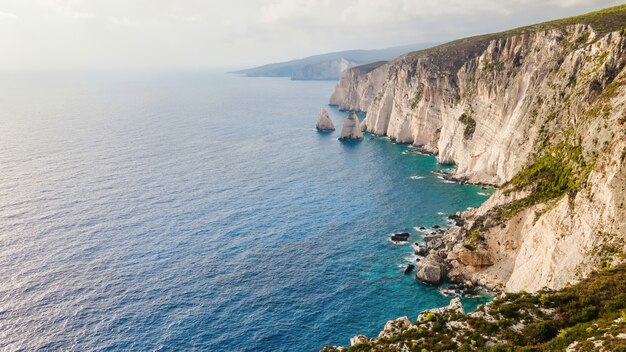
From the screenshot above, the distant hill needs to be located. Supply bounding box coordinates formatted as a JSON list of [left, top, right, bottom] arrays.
[[231, 42, 437, 80]]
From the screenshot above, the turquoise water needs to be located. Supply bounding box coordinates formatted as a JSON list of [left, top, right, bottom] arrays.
[[0, 71, 491, 351]]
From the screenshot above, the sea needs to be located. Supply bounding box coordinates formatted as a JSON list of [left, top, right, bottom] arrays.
[[0, 70, 492, 351]]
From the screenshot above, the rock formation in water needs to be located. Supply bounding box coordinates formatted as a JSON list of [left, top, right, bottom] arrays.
[[329, 5, 626, 292], [315, 109, 335, 131], [338, 112, 364, 140]]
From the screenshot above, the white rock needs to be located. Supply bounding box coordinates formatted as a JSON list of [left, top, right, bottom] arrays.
[[315, 109, 335, 131], [378, 316, 410, 339], [339, 112, 363, 140], [349, 335, 368, 346], [330, 24, 626, 292], [417, 297, 465, 322]]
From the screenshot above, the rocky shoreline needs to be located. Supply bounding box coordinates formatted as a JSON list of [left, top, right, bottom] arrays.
[[320, 4, 626, 351], [411, 214, 499, 292], [329, 18, 626, 292]]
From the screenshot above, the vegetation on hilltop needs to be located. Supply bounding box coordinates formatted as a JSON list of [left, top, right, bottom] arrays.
[[401, 4, 626, 72], [352, 61, 388, 74]]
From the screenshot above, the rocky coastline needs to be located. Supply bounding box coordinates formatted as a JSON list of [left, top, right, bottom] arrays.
[[321, 4, 626, 351], [328, 18, 626, 292]]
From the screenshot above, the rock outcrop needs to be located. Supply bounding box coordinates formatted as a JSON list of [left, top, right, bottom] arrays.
[[338, 112, 364, 140], [378, 316, 411, 339], [330, 5, 626, 292], [315, 109, 335, 131], [417, 297, 464, 321], [349, 335, 367, 347], [416, 255, 444, 284], [330, 62, 388, 112], [390, 232, 410, 242]]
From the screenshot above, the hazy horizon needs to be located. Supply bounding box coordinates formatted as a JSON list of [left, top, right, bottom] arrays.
[[0, 0, 623, 70]]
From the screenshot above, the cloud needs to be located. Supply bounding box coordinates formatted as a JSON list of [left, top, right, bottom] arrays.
[[0, 10, 18, 20], [109, 16, 138, 27], [0, 0, 622, 69], [38, 0, 94, 20], [549, 0, 595, 7], [257, 0, 516, 28]]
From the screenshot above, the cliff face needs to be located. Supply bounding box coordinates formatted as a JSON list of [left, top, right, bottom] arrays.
[[330, 19, 626, 291], [329, 61, 388, 112], [292, 58, 358, 80]]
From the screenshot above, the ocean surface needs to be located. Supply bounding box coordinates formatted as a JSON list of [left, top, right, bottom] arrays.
[[0, 71, 492, 351]]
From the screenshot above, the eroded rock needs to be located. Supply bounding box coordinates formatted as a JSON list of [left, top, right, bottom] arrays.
[[315, 109, 335, 131], [338, 112, 363, 140]]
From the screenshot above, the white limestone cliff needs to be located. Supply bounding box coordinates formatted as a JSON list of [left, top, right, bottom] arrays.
[[330, 24, 626, 292]]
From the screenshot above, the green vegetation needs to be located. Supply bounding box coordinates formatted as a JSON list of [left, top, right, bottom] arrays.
[[584, 78, 624, 122], [463, 231, 484, 250], [322, 265, 626, 352], [459, 113, 477, 140], [575, 31, 591, 45], [482, 60, 505, 73], [405, 4, 626, 72], [410, 89, 423, 109], [510, 140, 588, 200], [489, 139, 593, 222]]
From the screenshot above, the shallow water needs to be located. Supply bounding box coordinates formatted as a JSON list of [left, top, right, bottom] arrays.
[[0, 71, 492, 351]]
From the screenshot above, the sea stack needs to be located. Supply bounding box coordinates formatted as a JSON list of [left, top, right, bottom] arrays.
[[338, 112, 363, 140], [315, 109, 335, 131]]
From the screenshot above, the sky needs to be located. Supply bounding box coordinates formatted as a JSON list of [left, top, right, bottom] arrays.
[[0, 0, 623, 70]]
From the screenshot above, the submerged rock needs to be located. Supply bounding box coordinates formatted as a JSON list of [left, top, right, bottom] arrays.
[[315, 109, 335, 131], [390, 232, 410, 242], [338, 112, 363, 140], [404, 264, 415, 274]]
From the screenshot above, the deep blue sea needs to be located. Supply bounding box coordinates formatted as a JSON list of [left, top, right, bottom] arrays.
[[0, 70, 492, 351]]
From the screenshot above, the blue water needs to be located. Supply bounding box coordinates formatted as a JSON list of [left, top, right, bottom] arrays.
[[0, 71, 492, 351]]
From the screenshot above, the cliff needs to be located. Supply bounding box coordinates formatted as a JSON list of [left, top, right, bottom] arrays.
[[330, 5, 626, 292]]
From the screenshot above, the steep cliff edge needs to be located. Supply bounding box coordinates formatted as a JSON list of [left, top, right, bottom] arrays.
[[330, 5, 626, 292]]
